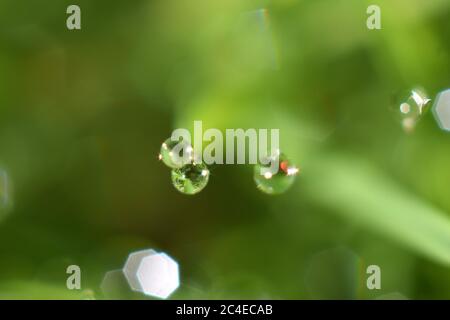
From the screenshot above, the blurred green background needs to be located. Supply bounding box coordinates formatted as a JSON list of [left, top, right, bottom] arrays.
[[0, 0, 449, 299]]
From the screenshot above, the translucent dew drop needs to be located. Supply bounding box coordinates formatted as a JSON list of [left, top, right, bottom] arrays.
[[393, 88, 431, 133], [171, 162, 210, 195], [159, 137, 194, 169], [253, 152, 299, 195]]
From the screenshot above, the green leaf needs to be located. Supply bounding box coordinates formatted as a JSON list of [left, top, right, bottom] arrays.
[[305, 155, 450, 266]]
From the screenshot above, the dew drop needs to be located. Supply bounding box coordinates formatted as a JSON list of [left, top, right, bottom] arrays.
[[171, 162, 210, 195], [254, 152, 299, 195], [159, 137, 194, 169], [393, 88, 431, 133]]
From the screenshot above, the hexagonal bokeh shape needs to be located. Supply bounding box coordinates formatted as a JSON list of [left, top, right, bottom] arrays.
[[122, 249, 157, 292], [432, 89, 450, 131], [136, 252, 179, 299]]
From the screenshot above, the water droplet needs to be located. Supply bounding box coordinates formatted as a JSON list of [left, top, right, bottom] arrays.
[[393, 88, 431, 132], [159, 137, 194, 169], [171, 162, 210, 195], [432, 89, 450, 132], [254, 152, 299, 195]]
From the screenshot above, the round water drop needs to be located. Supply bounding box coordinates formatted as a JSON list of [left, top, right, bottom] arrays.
[[159, 137, 194, 169], [254, 152, 299, 195], [171, 162, 210, 195], [393, 88, 431, 133]]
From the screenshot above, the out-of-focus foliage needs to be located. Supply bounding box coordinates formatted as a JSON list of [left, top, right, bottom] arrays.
[[0, 0, 449, 299]]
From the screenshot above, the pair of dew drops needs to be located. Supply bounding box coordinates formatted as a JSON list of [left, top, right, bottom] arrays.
[[158, 138, 300, 195]]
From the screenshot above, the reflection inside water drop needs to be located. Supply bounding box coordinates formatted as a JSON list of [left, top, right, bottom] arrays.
[[171, 162, 210, 195], [254, 152, 299, 195]]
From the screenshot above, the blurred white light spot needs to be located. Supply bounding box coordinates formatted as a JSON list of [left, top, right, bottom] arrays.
[[287, 167, 299, 176], [402, 117, 416, 133], [399, 103, 410, 114], [136, 252, 179, 299], [122, 249, 179, 299], [432, 89, 450, 132], [411, 90, 431, 114], [123, 249, 157, 292]]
